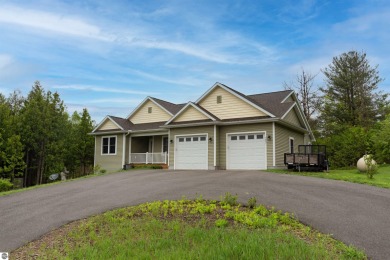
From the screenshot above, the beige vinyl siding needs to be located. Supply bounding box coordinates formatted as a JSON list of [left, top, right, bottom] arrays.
[[283, 108, 304, 128], [199, 87, 266, 120], [219, 123, 273, 169], [275, 124, 304, 167], [130, 100, 171, 124], [169, 125, 214, 169], [99, 119, 120, 131], [174, 106, 209, 122], [95, 134, 124, 172]]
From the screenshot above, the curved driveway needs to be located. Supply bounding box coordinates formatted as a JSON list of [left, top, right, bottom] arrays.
[[1, 170, 389, 259]]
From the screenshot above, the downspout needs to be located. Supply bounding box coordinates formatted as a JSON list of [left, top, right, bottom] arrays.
[[214, 124, 216, 169], [272, 122, 276, 167]]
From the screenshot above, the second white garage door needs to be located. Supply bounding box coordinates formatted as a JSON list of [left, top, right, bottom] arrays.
[[175, 135, 208, 170], [227, 133, 266, 170]]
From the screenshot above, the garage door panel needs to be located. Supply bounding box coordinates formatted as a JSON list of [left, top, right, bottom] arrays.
[[227, 133, 266, 170], [175, 135, 208, 170]]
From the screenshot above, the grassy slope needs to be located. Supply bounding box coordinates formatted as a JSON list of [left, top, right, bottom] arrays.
[[268, 165, 390, 188], [12, 198, 366, 259]]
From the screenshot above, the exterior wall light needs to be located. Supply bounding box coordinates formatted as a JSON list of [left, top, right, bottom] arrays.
[[209, 137, 213, 142], [267, 135, 272, 141], [170, 139, 173, 144]]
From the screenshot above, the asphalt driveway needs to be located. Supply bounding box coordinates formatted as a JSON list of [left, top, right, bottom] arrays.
[[1, 170, 389, 259]]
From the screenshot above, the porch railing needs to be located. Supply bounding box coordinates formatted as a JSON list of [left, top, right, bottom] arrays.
[[130, 152, 167, 164]]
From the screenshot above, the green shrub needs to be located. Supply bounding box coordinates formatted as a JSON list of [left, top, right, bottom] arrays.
[[221, 192, 238, 206], [248, 197, 257, 208], [364, 154, 378, 179], [99, 169, 107, 174], [0, 179, 14, 192], [215, 219, 228, 228]]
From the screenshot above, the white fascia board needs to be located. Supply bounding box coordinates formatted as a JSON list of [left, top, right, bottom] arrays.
[[92, 116, 123, 133], [195, 82, 276, 118], [89, 130, 128, 136], [281, 90, 294, 103], [92, 115, 110, 133], [125, 97, 173, 120], [148, 97, 174, 116], [107, 116, 125, 130], [165, 102, 215, 125], [290, 92, 315, 141], [281, 103, 296, 119]]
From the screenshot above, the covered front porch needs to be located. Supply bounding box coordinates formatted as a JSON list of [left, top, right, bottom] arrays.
[[128, 134, 169, 165]]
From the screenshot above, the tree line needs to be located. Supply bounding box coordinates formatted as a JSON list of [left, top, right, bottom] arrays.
[[0, 81, 94, 187], [285, 51, 390, 167]]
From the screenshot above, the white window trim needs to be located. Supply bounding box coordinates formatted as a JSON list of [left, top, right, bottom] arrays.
[[101, 135, 117, 156], [173, 133, 208, 170], [289, 137, 295, 153], [226, 131, 267, 170]]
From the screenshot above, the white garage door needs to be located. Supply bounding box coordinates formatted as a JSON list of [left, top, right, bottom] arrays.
[[227, 133, 266, 170], [175, 135, 208, 170]]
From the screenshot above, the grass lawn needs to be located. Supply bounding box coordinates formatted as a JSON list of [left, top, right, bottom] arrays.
[[267, 164, 390, 188], [12, 196, 366, 259]]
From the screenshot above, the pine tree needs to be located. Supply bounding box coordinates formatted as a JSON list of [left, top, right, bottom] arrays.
[[319, 51, 388, 135]]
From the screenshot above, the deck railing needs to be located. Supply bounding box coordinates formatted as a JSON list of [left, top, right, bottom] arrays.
[[130, 152, 167, 164]]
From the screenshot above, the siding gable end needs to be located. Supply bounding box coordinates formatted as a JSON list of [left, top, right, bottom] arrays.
[[95, 117, 121, 131], [283, 107, 305, 128], [173, 105, 209, 122], [198, 86, 267, 120], [129, 99, 172, 124]]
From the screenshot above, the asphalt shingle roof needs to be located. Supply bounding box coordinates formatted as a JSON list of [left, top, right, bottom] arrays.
[[95, 85, 299, 132], [247, 90, 294, 118], [150, 97, 185, 115]]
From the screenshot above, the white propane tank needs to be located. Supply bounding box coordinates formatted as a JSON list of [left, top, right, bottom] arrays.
[[357, 155, 377, 172]]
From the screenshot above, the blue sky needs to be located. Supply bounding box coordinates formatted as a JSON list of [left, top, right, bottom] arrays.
[[0, 0, 389, 123]]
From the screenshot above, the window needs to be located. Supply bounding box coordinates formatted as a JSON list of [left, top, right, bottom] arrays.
[[102, 136, 116, 155], [289, 138, 294, 153], [256, 134, 263, 139], [231, 136, 237, 141], [186, 137, 191, 142], [239, 135, 246, 140], [248, 135, 254, 140], [179, 138, 184, 142], [217, 95, 222, 104], [193, 137, 199, 141], [148, 107, 152, 113], [200, 136, 206, 141]]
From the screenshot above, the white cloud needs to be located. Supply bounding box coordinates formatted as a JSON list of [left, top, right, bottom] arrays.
[[0, 5, 110, 41], [53, 84, 158, 95], [128, 69, 205, 86], [0, 54, 13, 70]]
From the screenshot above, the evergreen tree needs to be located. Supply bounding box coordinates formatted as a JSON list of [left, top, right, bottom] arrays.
[[319, 51, 388, 135]]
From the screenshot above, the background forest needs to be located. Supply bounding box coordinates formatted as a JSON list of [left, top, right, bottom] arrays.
[[0, 82, 94, 188]]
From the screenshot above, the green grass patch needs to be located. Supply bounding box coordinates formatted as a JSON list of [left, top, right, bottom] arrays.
[[267, 164, 390, 188], [12, 198, 366, 259]]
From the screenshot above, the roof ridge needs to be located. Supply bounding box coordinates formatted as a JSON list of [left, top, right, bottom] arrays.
[[247, 89, 292, 97], [150, 96, 179, 106]]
